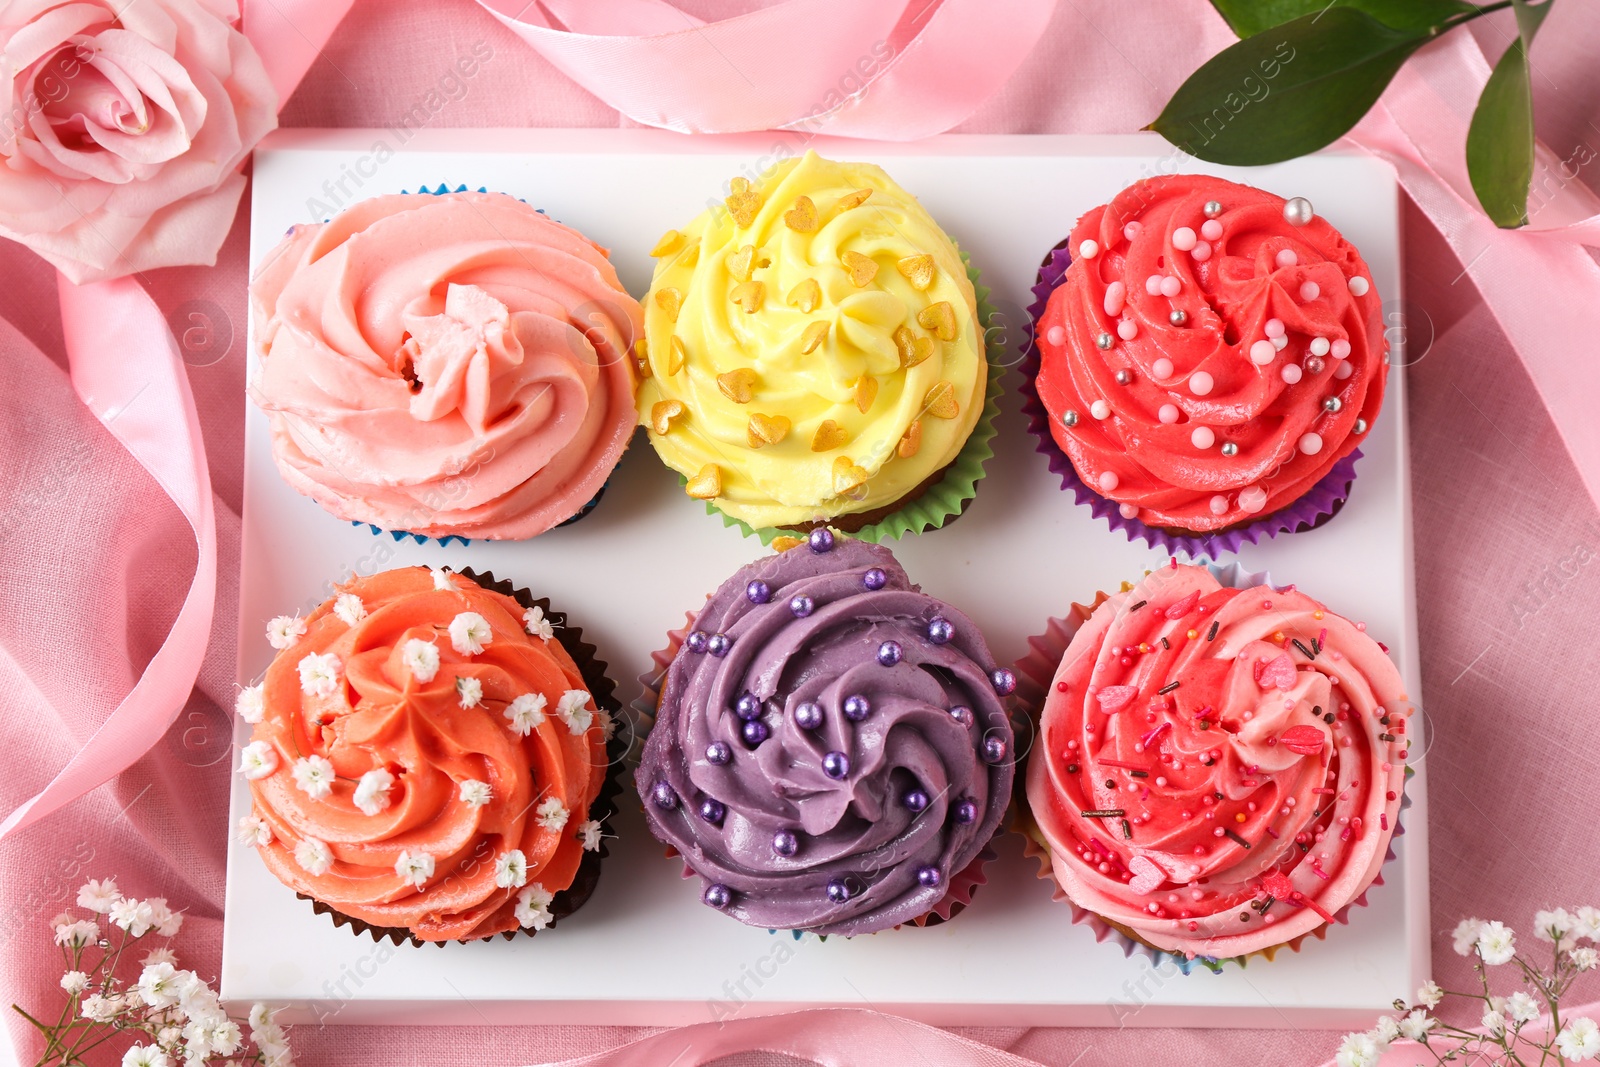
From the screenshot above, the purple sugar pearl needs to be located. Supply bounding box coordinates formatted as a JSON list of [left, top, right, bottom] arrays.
[[705, 740, 732, 765], [822, 751, 850, 779], [991, 668, 1017, 695], [826, 878, 852, 904], [704, 883, 732, 909], [902, 788, 929, 813], [650, 781, 678, 810], [954, 797, 979, 824], [772, 829, 799, 857], [917, 865, 942, 889], [742, 719, 770, 747], [790, 595, 814, 618], [842, 694, 871, 722], [707, 632, 732, 657], [736, 692, 762, 720], [808, 528, 835, 553], [876, 640, 903, 667], [862, 567, 887, 591], [926, 616, 955, 644], [746, 579, 771, 604], [949, 705, 974, 727], [983, 735, 1008, 764], [699, 798, 726, 825], [794, 701, 824, 730], [686, 631, 709, 654]]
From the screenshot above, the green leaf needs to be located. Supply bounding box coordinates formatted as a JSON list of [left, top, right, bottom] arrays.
[[1208, 0, 1474, 38], [1511, 0, 1555, 44], [1466, 38, 1535, 226], [1150, 7, 1431, 166]]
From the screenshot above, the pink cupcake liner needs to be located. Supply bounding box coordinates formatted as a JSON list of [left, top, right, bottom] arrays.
[[1010, 560, 1410, 972], [1020, 242, 1363, 560]]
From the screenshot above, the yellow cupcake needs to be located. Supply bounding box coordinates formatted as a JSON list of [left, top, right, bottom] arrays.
[[637, 151, 987, 532]]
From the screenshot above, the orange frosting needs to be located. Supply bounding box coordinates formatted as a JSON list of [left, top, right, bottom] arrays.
[[243, 567, 607, 941]]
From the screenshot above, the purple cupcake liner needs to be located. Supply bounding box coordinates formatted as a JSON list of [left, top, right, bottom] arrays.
[[1020, 242, 1363, 561]]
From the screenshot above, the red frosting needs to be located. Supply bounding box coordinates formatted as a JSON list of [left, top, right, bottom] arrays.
[[1035, 175, 1386, 533]]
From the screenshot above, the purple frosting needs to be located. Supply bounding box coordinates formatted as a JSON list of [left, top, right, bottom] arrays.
[[636, 539, 1014, 936]]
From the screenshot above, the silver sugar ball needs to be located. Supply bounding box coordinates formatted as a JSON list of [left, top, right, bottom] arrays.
[[1283, 197, 1315, 226], [1305, 356, 1326, 375], [1322, 396, 1343, 413], [1354, 418, 1368, 434], [1169, 309, 1188, 327], [1062, 409, 1079, 428], [1203, 200, 1223, 219], [1220, 442, 1238, 457], [1096, 332, 1114, 350], [1115, 369, 1134, 386]]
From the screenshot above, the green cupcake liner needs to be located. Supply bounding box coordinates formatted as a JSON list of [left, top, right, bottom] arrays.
[[694, 249, 1005, 545]]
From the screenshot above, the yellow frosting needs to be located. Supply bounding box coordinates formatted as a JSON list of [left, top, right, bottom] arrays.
[[637, 150, 986, 529]]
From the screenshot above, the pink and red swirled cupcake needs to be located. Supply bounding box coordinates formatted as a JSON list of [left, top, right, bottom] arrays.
[[1017, 562, 1412, 964], [1029, 175, 1386, 552], [250, 192, 641, 540]]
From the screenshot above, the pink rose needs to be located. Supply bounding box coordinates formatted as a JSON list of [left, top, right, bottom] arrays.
[[0, 0, 277, 282]]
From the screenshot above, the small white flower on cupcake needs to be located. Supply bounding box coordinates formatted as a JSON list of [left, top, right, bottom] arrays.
[[594, 708, 618, 741], [505, 693, 546, 736], [333, 592, 367, 626], [430, 567, 455, 591], [402, 638, 441, 682], [522, 606, 554, 640], [77, 878, 121, 913], [556, 690, 593, 735], [514, 884, 554, 930], [295, 838, 333, 876], [456, 676, 483, 708], [238, 741, 278, 780], [352, 769, 394, 816], [291, 756, 335, 799], [535, 797, 569, 832], [296, 652, 341, 697], [494, 850, 528, 888], [266, 615, 306, 649], [394, 850, 435, 888], [459, 779, 492, 807], [577, 819, 605, 852], [235, 684, 265, 724], [449, 612, 493, 655], [236, 813, 273, 848]]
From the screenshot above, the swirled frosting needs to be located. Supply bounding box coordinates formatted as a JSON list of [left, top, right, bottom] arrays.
[[637, 151, 986, 529], [636, 537, 1015, 935], [1035, 175, 1386, 532], [240, 567, 609, 941], [1025, 563, 1411, 958], [250, 192, 641, 540]]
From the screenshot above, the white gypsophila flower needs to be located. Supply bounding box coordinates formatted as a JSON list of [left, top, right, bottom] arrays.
[[514, 884, 553, 930], [456, 676, 483, 708], [291, 755, 336, 799], [1416, 979, 1444, 1009], [1576, 906, 1600, 941], [1453, 917, 1487, 956], [266, 615, 306, 649], [78, 877, 121, 913], [1535, 908, 1576, 943], [177, 969, 224, 1027], [211, 1018, 243, 1056], [156, 1026, 181, 1049], [449, 611, 493, 655], [109, 898, 156, 936], [142, 947, 177, 968], [120, 1044, 169, 1067], [296, 652, 341, 697], [136, 962, 182, 1009], [182, 1015, 232, 1058], [145, 897, 182, 938], [402, 638, 441, 683], [60, 970, 90, 995], [1483, 1009, 1506, 1036], [237, 813, 273, 848], [556, 690, 593, 735], [80, 993, 118, 1022], [394, 850, 435, 888], [522, 606, 554, 640], [352, 768, 395, 816], [595, 708, 618, 741], [577, 819, 605, 852], [235, 683, 266, 724], [1398, 1010, 1435, 1042], [1335, 1032, 1381, 1067], [1371, 1015, 1400, 1047], [333, 592, 366, 626], [494, 849, 528, 889], [1572, 946, 1600, 971], [459, 779, 492, 807], [1557, 1018, 1600, 1062], [294, 837, 332, 876], [535, 797, 569, 832], [430, 567, 454, 591], [249, 1002, 276, 1031], [118, 988, 141, 1010], [261, 1034, 296, 1067], [48, 911, 71, 929], [1506, 991, 1541, 1024], [54, 919, 99, 948], [1477, 921, 1517, 965], [505, 693, 546, 736], [238, 740, 278, 780]]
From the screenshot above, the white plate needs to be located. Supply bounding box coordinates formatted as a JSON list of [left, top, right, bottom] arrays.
[[224, 129, 1428, 1028]]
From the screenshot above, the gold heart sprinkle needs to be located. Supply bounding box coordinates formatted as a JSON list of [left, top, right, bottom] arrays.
[[636, 357, 652, 379], [917, 301, 957, 341], [771, 536, 805, 552], [896, 254, 936, 290], [685, 463, 722, 499], [725, 177, 761, 228], [842, 251, 878, 287], [731, 280, 765, 313], [727, 244, 756, 281], [667, 336, 687, 375], [650, 231, 685, 257], [655, 288, 682, 323], [923, 380, 959, 419], [832, 456, 869, 494], [800, 320, 829, 355], [784, 196, 818, 233], [854, 375, 878, 414], [787, 278, 821, 313], [837, 188, 872, 212], [897, 419, 922, 458], [811, 420, 848, 452], [747, 413, 791, 448], [650, 399, 685, 435], [717, 368, 758, 403], [894, 326, 935, 368], [679, 243, 700, 267]]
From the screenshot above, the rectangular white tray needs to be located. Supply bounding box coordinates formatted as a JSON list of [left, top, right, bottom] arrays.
[[224, 129, 1428, 1028]]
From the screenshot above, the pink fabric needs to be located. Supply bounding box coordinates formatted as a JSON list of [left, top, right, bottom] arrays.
[[4, 1, 1600, 1064]]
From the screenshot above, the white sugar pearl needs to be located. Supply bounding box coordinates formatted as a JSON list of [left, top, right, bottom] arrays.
[[1090, 399, 1111, 420], [1191, 241, 1212, 262], [1201, 220, 1223, 241], [1264, 318, 1285, 339], [1172, 227, 1197, 251], [1298, 432, 1324, 455], [1119, 503, 1139, 519], [1098, 471, 1120, 492], [1124, 221, 1142, 241], [1191, 426, 1215, 449], [1276, 249, 1298, 268], [1158, 403, 1180, 424], [1347, 275, 1370, 296], [1271, 334, 1288, 351], [1249, 340, 1276, 365], [1104, 281, 1126, 317], [1046, 325, 1066, 346], [1152, 357, 1174, 379], [1145, 274, 1163, 296], [1330, 338, 1351, 360], [1080, 240, 1101, 261], [1209, 495, 1229, 516], [1300, 281, 1321, 302], [1159, 276, 1182, 298], [1281, 364, 1303, 384], [1118, 319, 1139, 341], [1334, 360, 1354, 380], [1309, 336, 1331, 356], [1189, 371, 1214, 396], [1238, 486, 1268, 513]]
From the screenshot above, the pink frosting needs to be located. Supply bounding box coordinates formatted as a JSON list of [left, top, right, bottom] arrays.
[[249, 192, 641, 540]]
